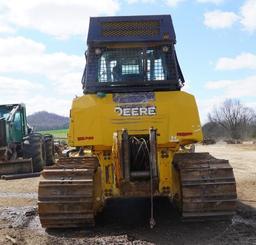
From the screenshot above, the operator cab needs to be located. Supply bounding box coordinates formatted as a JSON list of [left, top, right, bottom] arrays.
[[0, 104, 30, 143], [82, 15, 185, 93]]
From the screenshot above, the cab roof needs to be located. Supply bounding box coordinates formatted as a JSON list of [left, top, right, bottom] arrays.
[[87, 15, 176, 46]]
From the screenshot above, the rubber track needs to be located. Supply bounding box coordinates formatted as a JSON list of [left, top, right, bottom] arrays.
[[173, 153, 237, 221], [38, 156, 98, 228]]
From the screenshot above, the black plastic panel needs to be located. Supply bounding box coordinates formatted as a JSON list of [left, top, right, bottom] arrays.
[[0, 118, 7, 147]]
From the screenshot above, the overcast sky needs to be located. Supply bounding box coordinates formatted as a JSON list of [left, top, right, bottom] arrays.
[[0, 0, 255, 122]]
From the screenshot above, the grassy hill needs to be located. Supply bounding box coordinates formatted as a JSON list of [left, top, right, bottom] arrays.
[[39, 129, 68, 138], [27, 111, 69, 131]]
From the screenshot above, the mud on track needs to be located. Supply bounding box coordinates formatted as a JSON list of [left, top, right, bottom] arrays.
[[0, 143, 255, 244]]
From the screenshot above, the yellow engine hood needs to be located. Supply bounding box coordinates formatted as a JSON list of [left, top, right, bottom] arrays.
[[68, 91, 203, 147]]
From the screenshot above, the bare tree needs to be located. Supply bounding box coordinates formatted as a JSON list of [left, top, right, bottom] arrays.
[[208, 99, 255, 140]]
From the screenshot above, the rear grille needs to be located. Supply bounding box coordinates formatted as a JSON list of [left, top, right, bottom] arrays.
[[101, 20, 160, 37]]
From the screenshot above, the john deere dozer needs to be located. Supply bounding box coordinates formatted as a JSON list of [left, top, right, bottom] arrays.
[[38, 15, 237, 228]]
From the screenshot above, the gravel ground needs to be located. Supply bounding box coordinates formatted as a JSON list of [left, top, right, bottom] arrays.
[[0, 143, 255, 245]]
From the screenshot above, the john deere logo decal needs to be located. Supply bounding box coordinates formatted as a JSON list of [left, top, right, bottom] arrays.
[[115, 106, 156, 116]]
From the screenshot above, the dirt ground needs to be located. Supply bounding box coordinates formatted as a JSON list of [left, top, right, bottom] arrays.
[[0, 143, 255, 245]]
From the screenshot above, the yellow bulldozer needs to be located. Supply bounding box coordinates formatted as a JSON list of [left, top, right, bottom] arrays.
[[38, 15, 237, 228]]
